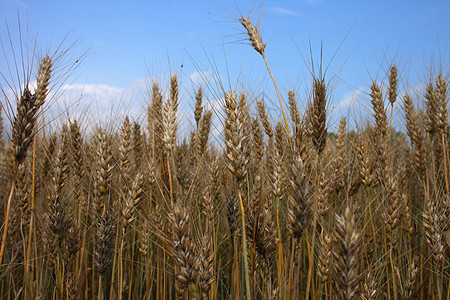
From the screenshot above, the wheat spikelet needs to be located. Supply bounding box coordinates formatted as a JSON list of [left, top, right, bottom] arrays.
[[400, 192, 414, 234], [442, 194, 449, 233], [11, 57, 52, 168], [435, 74, 448, 135], [199, 234, 214, 300], [201, 185, 215, 231], [210, 159, 221, 200], [331, 206, 362, 300], [11, 88, 38, 167], [317, 232, 332, 282], [43, 214, 58, 272], [188, 130, 197, 165], [317, 171, 331, 218], [425, 82, 437, 137], [147, 148, 157, 180], [150, 83, 164, 160], [384, 176, 401, 233], [122, 173, 144, 229], [248, 120, 264, 256], [239, 16, 266, 56], [65, 271, 78, 300], [120, 172, 144, 299], [35, 56, 52, 107], [256, 99, 273, 137], [361, 272, 377, 300], [287, 89, 308, 159], [198, 110, 212, 156], [370, 86, 390, 185], [403, 94, 426, 177], [356, 134, 375, 187], [163, 75, 179, 152], [288, 90, 300, 129], [93, 129, 113, 217], [132, 121, 144, 171], [42, 133, 57, 179], [194, 87, 203, 128], [304, 101, 314, 136], [423, 197, 444, 264], [119, 116, 133, 191], [16, 163, 30, 226], [224, 91, 249, 181], [226, 194, 239, 242], [151, 201, 168, 242], [287, 156, 311, 240], [138, 219, 150, 255], [47, 146, 70, 248], [260, 189, 278, 264], [335, 117, 348, 190], [95, 209, 116, 276], [311, 78, 327, 154], [275, 121, 287, 160], [270, 151, 284, 201], [388, 65, 398, 105], [247, 172, 261, 245], [58, 126, 70, 193], [65, 219, 81, 259], [370, 81, 387, 138], [249, 170, 274, 263], [238, 92, 252, 161], [169, 202, 199, 299], [404, 259, 419, 300], [69, 120, 85, 218], [9, 163, 29, 239], [176, 143, 191, 189]]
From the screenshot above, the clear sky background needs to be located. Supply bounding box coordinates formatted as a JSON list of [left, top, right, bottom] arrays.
[[1, 0, 449, 134]]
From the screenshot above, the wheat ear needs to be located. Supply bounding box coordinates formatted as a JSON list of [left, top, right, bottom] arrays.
[[240, 16, 290, 138], [0, 56, 52, 268], [332, 206, 362, 300]]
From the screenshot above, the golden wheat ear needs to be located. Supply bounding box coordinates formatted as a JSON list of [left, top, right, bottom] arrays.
[[197, 110, 212, 157], [310, 78, 327, 155], [388, 65, 398, 106], [194, 87, 203, 129], [361, 272, 378, 300], [163, 74, 179, 152], [169, 202, 199, 299], [12, 56, 52, 166], [239, 16, 266, 56], [95, 210, 116, 281], [332, 206, 362, 300], [0, 56, 52, 269]]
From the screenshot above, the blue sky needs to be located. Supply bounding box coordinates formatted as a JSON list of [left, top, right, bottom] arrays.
[[1, 0, 449, 133]]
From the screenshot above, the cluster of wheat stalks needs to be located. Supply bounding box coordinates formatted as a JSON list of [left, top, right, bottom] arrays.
[[0, 17, 449, 300]]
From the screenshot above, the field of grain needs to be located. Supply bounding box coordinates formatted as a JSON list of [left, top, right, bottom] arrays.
[[0, 8, 448, 300]]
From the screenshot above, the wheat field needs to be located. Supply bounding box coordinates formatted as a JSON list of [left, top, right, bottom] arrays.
[[0, 8, 449, 300]]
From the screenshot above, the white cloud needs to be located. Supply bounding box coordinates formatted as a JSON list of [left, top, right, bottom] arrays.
[[63, 83, 123, 95], [40, 82, 142, 132], [0, 77, 226, 140], [327, 87, 365, 132], [55, 83, 126, 115], [335, 87, 364, 111], [271, 7, 304, 17]]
